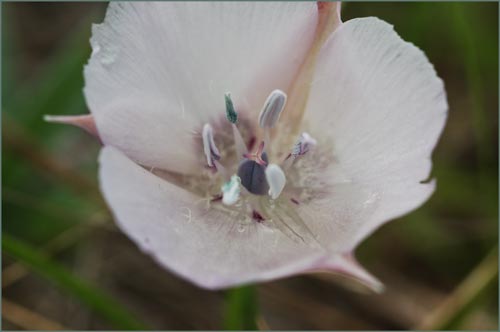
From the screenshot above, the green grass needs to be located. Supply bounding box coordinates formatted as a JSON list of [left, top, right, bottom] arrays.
[[3, 234, 149, 330]]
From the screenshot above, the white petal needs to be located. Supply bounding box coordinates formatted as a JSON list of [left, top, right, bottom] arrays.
[[99, 146, 329, 289], [310, 253, 384, 294], [44, 114, 99, 138], [289, 178, 381, 253], [86, 2, 318, 173], [304, 17, 447, 249], [326, 253, 384, 293]]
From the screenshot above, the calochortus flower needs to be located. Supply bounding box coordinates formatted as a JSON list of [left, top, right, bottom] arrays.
[[47, 2, 447, 291]]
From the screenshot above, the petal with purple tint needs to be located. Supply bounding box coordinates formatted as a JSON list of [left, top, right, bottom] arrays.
[[304, 17, 447, 250], [44, 114, 99, 138], [85, 2, 318, 173], [99, 146, 330, 289]]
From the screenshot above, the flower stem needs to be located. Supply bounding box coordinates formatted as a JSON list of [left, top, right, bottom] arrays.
[[223, 285, 258, 330]]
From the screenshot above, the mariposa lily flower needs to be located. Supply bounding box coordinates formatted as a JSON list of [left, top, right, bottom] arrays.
[[46, 2, 447, 291]]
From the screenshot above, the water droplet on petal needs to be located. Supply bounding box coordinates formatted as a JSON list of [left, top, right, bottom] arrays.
[[96, 45, 118, 66], [101, 53, 116, 65], [363, 192, 379, 207]]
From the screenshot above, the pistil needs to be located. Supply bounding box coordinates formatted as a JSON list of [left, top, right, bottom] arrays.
[[243, 141, 267, 166]]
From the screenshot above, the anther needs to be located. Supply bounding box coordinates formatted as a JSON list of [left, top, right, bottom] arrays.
[[258, 90, 287, 153], [221, 175, 242, 205], [225, 93, 238, 124], [258, 90, 287, 128], [292, 132, 317, 156], [202, 123, 220, 167], [265, 164, 286, 200], [225, 92, 248, 158], [283, 132, 317, 170]]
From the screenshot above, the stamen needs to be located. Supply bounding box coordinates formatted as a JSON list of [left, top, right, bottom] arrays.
[[292, 132, 317, 156], [202, 123, 220, 167], [225, 93, 238, 124], [213, 159, 229, 180], [221, 175, 242, 205], [265, 164, 286, 200], [258, 89, 287, 152], [283, 132, 317, 170], [232, 124, 248, 159], [225, 92, 248, 158], [258, 90, 287, 128]]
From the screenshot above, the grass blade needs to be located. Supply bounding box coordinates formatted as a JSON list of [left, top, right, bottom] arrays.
[[224, 285, 258, 330], [2, 234, 149, 330]]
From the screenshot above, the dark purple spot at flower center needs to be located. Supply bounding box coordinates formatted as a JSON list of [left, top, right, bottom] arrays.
[[237, 152, 269, 195], [211, 194, 223, 202], [252, 210, 265, 222]]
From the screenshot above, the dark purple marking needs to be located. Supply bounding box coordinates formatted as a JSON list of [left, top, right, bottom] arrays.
[[204, 164, 217, 174], [248, 136, 256, 151], [211, 194, 223, 202], [290, 198, 300, 205], [252, 210, 265, 222]]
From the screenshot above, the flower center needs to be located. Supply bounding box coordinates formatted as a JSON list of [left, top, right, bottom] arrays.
[[202, 90, 318, 213]]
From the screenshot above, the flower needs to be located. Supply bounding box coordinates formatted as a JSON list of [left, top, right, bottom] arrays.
[[46, 2, 447, 291]]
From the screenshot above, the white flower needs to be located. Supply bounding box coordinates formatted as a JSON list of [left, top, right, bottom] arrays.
[[47, 2, 447, 291]]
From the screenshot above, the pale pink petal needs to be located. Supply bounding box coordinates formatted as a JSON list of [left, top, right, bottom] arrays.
[[99, 146, 331, 289], [279, 1, 342, 137], [44, 114, 100, 138], [86, 2, 318, 173], [303, 17, 447, 250], [325, 253, 384, 293]]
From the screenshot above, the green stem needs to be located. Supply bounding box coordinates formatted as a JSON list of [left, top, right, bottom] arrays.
[[223, 285, 258, 330], [417, 245, 498, 329]]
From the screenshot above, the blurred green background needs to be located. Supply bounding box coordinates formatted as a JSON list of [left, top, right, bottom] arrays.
[[1, 2, 498, 330]]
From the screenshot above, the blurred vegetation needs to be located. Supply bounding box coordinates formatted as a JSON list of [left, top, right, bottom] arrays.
[[2, 2, 498, 330]]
